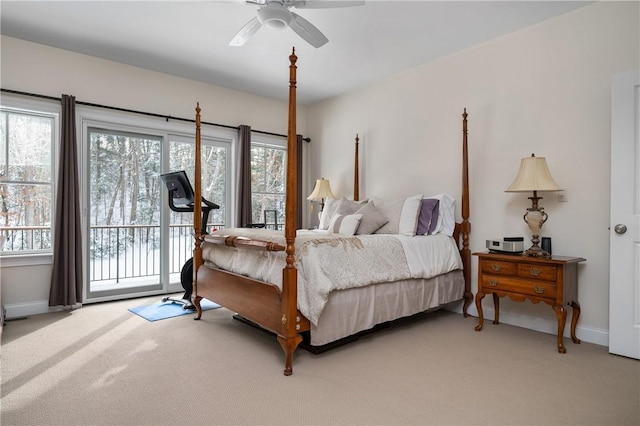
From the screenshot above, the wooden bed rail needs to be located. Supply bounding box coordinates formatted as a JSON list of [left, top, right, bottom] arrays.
[[203, 234, 286, 252]]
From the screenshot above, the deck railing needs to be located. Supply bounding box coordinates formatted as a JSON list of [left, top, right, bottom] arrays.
[[0, 224, 224, 283], [0, 226, 51, 251]]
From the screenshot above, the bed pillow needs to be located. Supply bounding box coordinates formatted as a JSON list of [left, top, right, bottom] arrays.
[[354, 201, 389, 235], [318, 197, 339, 230], [415, 198, 440, 235], [373, 194, 423, 236], [426, 193, 456, 236], [398, 194, 423, 236], [334, 198, 363, 216], [328, 213, 362, 236]]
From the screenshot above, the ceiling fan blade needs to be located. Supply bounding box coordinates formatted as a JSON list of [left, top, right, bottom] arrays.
[[289, 12, 328, 48], [229, 16, 263, 46], [291, 0, 364, 9]]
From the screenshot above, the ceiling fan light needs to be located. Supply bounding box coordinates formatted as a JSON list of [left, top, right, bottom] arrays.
[[257, 5, 291, 31]]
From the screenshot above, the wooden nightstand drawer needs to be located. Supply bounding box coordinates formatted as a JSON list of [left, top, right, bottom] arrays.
[[517, 263, 557, 281], [480, 260, 517, 276], [482, 275, 557, 299]]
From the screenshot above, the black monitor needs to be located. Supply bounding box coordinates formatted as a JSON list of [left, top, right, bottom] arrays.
[[160, 171, 219, 235], [161, 171, 195, 212]]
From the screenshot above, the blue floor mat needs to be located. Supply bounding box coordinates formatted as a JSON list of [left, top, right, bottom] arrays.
[[129, 298, 220, 321]]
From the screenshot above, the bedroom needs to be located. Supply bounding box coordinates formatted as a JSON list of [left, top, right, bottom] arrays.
[[0, 0, 638, 376]]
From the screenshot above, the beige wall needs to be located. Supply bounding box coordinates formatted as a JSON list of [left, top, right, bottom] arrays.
[[0, 35, 309, 316], [306, 1, 639, 345]]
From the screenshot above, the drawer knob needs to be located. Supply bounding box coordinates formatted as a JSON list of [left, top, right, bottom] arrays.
[[489, 280, 498, 287], [491, 264, 502, 272], [534, 286, 546, 294], [529, 268, 542, 277]]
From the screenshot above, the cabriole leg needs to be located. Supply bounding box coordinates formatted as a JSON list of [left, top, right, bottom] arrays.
[[475, 292, 486, 331], [552, 304, 567, 353], [193, 295, 203, 320], [569, 301, 581, 344], [277, 334, 302, 376]]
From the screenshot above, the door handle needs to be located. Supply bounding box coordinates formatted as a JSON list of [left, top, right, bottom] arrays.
[[614, 224, 627, 235]]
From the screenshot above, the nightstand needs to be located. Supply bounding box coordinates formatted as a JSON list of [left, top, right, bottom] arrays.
[[473, 252, 586, 353]]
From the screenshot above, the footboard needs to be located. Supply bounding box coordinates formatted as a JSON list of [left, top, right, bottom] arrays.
[[194, 265, 311, 336]]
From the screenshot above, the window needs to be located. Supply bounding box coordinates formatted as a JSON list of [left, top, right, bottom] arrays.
[[0, 106, 56, 255], [251, 135, 286, 228]]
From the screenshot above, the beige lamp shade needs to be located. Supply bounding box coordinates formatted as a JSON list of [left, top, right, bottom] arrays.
[[307, 178, 335, 201], [505, 154, 563, 192]]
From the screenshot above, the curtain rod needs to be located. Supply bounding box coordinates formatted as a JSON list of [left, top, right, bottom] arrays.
[[1, 88, 311, 142]]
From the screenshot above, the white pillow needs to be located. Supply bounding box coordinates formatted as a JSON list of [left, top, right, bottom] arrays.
[[398, 194, 423, 236], [373, 194, 423, 235], [328, 213, 362, 236], [318, 197, 339, 230], [427, 193, 456, 236]]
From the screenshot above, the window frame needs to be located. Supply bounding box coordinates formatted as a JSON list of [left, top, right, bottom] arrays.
[[250, 132, 287, 227], [0, 96, 59, 266]]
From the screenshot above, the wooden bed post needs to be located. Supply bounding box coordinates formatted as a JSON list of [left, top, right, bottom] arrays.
[[461, 108, 472, 316], [277, 47, 303, 376], [354, 134, 360, 202], [192, 103, 204, 319]]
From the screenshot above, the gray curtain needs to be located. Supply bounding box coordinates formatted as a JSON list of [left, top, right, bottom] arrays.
[[49, 94, 83, 307], [236, 125, 252, 227]]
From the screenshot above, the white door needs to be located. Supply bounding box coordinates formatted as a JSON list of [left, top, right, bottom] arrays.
[[609, 69, 640, 359]]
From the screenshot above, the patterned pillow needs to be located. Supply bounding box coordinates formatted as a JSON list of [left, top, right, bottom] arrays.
[[328, 213, 362, 236]]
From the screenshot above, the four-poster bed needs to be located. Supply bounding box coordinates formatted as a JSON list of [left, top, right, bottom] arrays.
[[190, 49, 472, 376]]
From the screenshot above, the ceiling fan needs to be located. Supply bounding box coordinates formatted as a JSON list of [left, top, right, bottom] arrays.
[[229, 0, 364, 48]]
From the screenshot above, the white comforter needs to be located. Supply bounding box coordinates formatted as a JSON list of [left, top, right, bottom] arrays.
[[201, 228, 462, 325]]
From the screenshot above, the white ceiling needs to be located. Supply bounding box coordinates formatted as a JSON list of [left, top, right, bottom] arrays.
[[1, 1, 592, 105]]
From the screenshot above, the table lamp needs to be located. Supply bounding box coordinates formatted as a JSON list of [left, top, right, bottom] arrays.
[[307, 178, 335, 212], [505, 154, 563, 258]]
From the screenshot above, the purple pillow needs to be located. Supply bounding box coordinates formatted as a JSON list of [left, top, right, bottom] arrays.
[[416, 198, 440, 235]]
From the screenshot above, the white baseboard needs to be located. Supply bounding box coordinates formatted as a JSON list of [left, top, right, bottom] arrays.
[[3, 300, 78, 319], [446, 300, 609, 347], [480, 307, 609, 347]]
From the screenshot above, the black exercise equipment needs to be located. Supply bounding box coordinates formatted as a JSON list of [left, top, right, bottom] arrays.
[[160, 171, 219, 310]]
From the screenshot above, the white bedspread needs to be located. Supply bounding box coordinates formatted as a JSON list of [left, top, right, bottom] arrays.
[[201, 229, 462, 325]]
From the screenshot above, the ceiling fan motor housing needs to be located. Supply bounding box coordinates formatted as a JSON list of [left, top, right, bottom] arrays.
[[258, 4, 292, 30]]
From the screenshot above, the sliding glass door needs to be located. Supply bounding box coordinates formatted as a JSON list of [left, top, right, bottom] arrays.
[[87, 127, 163, 299], [82, 115, 233, 303]]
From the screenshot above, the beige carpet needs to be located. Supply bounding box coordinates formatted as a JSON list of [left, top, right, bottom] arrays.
[[1, 295, 638, 425]]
